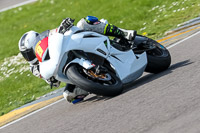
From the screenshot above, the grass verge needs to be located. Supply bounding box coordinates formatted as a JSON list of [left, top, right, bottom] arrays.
[[0, 0, 200, 116]]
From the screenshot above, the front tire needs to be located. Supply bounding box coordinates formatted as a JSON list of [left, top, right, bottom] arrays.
[[66, 64, 123, 96], [145, 39, 171, 73]]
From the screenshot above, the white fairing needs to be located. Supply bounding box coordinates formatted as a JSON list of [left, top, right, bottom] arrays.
[[108, 47, 147, 83], [39, 26, 147, 84], [39, 33, 63, 79]]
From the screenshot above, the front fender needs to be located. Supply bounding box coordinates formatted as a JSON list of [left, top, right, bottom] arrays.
[[63, 58, 94, 73]]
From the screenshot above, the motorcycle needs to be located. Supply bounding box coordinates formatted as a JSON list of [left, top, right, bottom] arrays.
[[35, 26, 171, 96]]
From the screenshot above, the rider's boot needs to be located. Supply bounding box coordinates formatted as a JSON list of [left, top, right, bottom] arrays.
[[119, 28, 137, 41], [104, 24, 136, 48], [63, 84, 89, 104]]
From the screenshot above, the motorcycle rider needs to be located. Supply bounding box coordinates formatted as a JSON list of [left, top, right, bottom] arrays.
[[18, 16, 136, 104]]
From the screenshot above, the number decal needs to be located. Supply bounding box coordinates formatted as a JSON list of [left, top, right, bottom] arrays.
[[35, 41, 43, 57], [35, 37, 48, 62]]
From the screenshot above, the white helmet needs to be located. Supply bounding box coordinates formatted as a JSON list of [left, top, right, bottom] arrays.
[[18, 31, 39, 64]]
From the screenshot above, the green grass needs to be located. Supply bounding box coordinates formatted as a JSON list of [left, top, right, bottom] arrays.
[[0, 71, 50, 115], [0, 0, 200, 116]]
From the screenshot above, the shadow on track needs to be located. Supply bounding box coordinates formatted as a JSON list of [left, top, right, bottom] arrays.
[[81, 59, 193, 103], [123, 59, 193, 92]]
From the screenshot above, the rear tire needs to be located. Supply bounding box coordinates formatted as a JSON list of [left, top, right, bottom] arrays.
[[66, 64, 123, 96], [145, 39, 171, 73]]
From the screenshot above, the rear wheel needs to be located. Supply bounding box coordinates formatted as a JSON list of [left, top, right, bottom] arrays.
[[145, 39, 171, 73], [66, 64, 123, 96]]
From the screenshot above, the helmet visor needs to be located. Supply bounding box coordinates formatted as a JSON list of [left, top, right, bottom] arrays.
[[20, 48, 36, 62]]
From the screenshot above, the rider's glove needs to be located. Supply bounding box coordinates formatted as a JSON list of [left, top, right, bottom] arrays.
[[30, 65, 42, 78], [46, 76, 61, 88], [58, 18, 75, 34]]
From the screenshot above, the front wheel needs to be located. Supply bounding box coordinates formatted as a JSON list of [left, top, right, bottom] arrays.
[[66, 64, 123, 96], [145, 39, 171, 73]]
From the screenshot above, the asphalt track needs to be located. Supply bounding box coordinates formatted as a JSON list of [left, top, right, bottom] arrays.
[[1, 30, 200, 132], [0, 0, 36, 12], [1, 1, 200, 132]]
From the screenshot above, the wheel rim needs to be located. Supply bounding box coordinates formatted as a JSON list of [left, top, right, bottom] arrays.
[[146, 40, 165, 56], [77, 67, 117, 86], [147, 47, 163, 56], [83, 69, 112, 81]]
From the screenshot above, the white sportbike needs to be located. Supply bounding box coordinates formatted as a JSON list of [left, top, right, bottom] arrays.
[[36, 26, 171, 96]]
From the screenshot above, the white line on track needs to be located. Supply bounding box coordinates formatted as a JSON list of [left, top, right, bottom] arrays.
[[0, 30, 200, 130], [0, 0, 37, 12], [167, 30, 200, 49], [0, 98, 64, 129]]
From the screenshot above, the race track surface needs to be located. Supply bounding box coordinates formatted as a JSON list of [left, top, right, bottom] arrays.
[[0, 0, 36, 12], [0, 0, 25, 9], [1, 32, 200, 132]]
